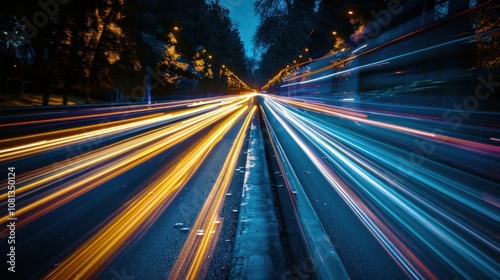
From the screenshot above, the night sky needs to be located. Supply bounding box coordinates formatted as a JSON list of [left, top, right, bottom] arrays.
[[221, 0, 259, 58]]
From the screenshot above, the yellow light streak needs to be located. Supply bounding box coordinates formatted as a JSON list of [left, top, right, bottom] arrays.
[[44, 102, 252, 280], [0, 113, 164, 146], [0, 96, 251, 161], [0, 97, 232, 129], [0, 97, 253, 231], [168, 105, 256, 280], [0, 96, 251, 197]]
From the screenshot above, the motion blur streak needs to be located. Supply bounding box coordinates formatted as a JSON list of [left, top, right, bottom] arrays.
[[261, 94, 499, 279], [271, 96, 500, 154], [0, 113, 164, 147], [0, 97, 247, 161], [0, 98, 245, 199], [0, 95, 253, 231], [263, 97, 433, 280], [282, 25, 499, 87], [0, 95, 232, 128], [168, 105, 256, 280], [44, 101, 252, 280]]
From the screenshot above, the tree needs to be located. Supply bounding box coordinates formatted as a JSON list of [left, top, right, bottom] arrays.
[[0, 0, 251, 104], [254, 0, 316, 81], [471, 0, 500, 70]]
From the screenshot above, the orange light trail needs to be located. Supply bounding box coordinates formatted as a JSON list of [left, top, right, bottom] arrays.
[[168, 105, 256, 280], [0, 96, 249, 189], [0, 95, 235, 128], [44, 100, 253, 279], [0, 96, 253, 232], [0, 99, 243, 161]]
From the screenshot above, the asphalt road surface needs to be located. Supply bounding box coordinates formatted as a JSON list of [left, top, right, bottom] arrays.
[[0, 93, 498, 279]]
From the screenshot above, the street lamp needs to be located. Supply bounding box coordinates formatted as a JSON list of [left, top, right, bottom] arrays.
[[332, 31, 337, 35], [348, 11, 353, 15]]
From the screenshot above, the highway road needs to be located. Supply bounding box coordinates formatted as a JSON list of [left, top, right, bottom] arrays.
[[0, 92, 498, 279], [0, 95, 256, 279], [1, 1, 498, 279], [259, 94, 499, 279]]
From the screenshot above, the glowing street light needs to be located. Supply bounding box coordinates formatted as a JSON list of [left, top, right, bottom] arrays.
[[332, 31, 337, 35], [348, 10, 354, 15]]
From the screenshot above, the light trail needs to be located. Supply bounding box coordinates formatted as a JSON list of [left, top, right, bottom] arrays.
[[271, 96, 500, 155], [168, 105, 256, 280], [0, 95, 233, 128], [279, 1, 497, 87], [261, 95, 500, 279], [0, 96, 253, 231], [0, 97, 248, 161], [0, 98, 247, 202], [0, 112, 164, 144], [262, 97, 434, 279], [44, 100, 253, 280]]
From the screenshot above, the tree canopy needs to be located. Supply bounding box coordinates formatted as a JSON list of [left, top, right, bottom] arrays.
[[253, 0, 496, 89], [0, 0, 251, 104]]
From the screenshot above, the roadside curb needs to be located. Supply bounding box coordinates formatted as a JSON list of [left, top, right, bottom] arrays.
[[230, 112, 286, 279]]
